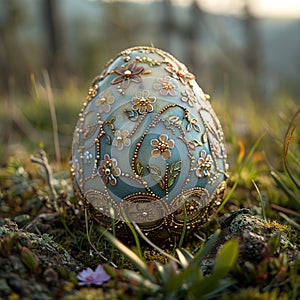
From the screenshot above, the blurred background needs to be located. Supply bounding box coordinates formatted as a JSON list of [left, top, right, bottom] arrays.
[[0, 0, 299, 166]]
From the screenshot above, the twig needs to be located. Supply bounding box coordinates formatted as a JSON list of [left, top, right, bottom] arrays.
[[42, 70, 61, 168], [271, 204, 300, 218], [30, 150, 59, 213]]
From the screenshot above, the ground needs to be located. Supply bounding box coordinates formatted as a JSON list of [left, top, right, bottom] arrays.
[[0, 90, 299, 299]]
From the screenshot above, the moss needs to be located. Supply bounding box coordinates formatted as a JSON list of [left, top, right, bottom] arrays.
[[266, 220, 289, 232], [62, 287, 119, 300], [219, 287, 288, 300]]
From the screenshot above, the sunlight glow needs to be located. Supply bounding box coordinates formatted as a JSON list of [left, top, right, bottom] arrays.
[[110, 0, 300, 18], [253, 0, 300, 18], [200, 0, 300, 18]]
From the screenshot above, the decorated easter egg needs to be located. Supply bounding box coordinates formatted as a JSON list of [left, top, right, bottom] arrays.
[[71, 46, 228, 243]]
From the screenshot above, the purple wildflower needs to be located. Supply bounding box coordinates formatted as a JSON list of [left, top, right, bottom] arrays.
[[77, 265, 110, 286]]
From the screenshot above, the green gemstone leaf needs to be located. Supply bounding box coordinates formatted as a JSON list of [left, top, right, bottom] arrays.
[[158, 179, 166, 190], [172, 161, 182, 172], [147, 165, 162, 183], [168, 176, 175, 188], [135, 160, 144, 176]]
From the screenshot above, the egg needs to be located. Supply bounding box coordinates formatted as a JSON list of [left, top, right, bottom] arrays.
[[71, 46, 228, 243]]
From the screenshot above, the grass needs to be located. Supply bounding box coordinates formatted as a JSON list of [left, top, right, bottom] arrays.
[[0, 77, 299, 299]]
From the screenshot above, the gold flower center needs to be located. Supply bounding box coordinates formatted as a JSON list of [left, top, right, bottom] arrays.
[[162, 82, 175, 90], [157, 141, 168, 151], [124, 70, 132, 78], [137, 97, 148, 106]]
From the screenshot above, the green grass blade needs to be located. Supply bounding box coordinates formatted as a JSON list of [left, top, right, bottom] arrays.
[[124, 219, 143, 259], [220, 134, 265, 212], [178, 201, 188, 248], [271, 170, 300, 206], [122, 269, 160, 292], [164, 230, 220, 292], [279, 212, 300, 231], [252, 179, 267, 222], [188, 240, 238, 297], [188, 275, 234, 299], [212, 239, 238, 278], [132, 222, 180, 264], [192, 229, 220, 265], [104, 231, 156, 283], [176, 248, 194, 267]]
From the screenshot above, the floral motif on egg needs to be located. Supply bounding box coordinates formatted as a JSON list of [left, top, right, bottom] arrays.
[[98, 154, 121, 186], [150, 134, 175, 160], [132, 90, 156, 114], [153, 76, 177, 96], [181, 89, 197, 107], [96, 91, 115, 113], [196, 150, 213, 178], [112, 130, 131, 150], [111, 60, 145, 93]]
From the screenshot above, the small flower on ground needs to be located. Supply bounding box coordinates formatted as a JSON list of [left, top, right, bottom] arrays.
[[98, 154, 121, 185], [151, 134, 174, 160], [196, 149, 213, 178], [77, 265, 110, 286], [96, 90, 115, 113], [132, 90, 156, 114], [112, 130, 131, 150], [153, 76, 177, 96]]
